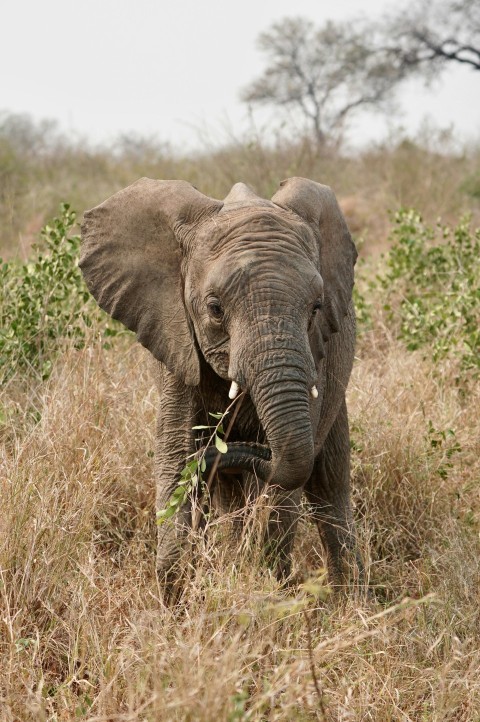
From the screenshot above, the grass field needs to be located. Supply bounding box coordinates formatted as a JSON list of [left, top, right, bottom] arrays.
[[1, 119, 480, 720]]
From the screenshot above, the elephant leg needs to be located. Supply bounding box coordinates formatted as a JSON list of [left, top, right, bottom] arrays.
[[305, 400, 363, 590], [264, 487, 303, 581], [156, 490, 192, 605], [155, 369, 198, 604], [211, 473, 245, 516], [210, 473, 245, 544]]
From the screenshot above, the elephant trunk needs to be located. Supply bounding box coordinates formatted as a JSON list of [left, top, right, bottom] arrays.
[[247, 351, 315, 489], [203, 338, 316, 491]]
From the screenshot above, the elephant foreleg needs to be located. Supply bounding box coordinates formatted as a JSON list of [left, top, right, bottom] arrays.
[[210, 473, 245, 544], [306, 400, 364, 590], [211, 473, 245, 516], [155, 369, 198, 603], [264, 487, 303, 581]]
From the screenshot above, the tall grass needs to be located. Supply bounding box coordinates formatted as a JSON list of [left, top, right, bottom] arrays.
[[2, 322, 479, 720], [1, 119, 480, 720]]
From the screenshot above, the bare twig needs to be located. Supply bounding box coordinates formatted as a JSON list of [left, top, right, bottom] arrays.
[[302, 608, 327, 720], [191, 392, 246, 530]]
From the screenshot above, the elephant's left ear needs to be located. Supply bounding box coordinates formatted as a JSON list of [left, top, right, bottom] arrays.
[[272, 177, 357, 340]]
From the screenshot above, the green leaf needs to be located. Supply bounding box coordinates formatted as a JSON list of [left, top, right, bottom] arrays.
[[180, 460, 198, 478], [215, 435, 228, 454], [209, 412, 224, 420], [156, 507, 176, 524], [171, 486, 187, 501]]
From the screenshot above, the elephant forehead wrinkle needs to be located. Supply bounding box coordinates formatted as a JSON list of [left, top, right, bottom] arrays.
[[239, 283, 304, 314], [244, 267, 322, 302], [220, 235, 314, 261], [204, 263, 247, 299], [205, 255, 313, 305], [201, 208, 318, 260]]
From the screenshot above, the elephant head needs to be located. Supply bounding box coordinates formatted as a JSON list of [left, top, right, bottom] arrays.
[[80, 177, 357, 490]]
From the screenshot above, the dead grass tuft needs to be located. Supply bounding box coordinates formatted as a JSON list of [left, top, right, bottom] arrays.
[[1, 315, 479, 720]]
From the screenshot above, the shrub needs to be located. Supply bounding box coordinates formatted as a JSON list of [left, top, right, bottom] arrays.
[[0, 203, 122, 382], [378, 209, 480, 376]]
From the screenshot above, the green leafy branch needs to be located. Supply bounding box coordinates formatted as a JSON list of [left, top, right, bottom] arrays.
[[377, 210, 480, 378], [0, 203, 122, 383], [156, 394, 244, 525]]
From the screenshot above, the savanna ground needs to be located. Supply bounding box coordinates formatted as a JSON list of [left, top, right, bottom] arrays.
[[1, 118, 480, 720]]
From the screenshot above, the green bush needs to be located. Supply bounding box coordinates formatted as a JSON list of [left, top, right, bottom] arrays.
[[0, 203, 122, 383], [378, 209, 480, 375]]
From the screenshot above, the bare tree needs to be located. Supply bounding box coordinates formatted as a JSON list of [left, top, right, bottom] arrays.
[[382, 0, 480, 74], [241, 17, 401, 146]]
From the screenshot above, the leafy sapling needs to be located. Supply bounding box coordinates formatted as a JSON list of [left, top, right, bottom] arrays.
[[156, 395, 244, 525]]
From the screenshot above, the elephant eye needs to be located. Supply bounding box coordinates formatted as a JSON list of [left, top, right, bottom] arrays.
[[207, 299, 224, 320], [312, 299, 323, 313]]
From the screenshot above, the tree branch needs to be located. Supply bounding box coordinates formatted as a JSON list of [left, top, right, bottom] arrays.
[[415, 34, 480, 69]]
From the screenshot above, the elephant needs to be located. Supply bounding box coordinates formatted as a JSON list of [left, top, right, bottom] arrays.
[[79, 176, 362, 601]]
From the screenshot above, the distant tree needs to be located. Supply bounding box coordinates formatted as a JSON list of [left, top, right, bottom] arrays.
[[0, 111, 64, 155], [241, 17, 403, 146], [382, 0, 480, 74]]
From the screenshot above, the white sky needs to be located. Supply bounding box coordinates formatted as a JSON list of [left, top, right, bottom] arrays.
[[2, 0, 479, 150]]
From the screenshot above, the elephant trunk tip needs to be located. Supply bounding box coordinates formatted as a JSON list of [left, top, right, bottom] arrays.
[[269, 453, 315, 491]]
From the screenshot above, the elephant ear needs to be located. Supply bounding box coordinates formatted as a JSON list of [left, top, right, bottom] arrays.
[[80, 178, 222, 385], [272, 177, 357, 340]]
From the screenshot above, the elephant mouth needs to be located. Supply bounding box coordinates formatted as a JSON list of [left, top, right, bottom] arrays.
[[196, 368, 316, 490], [200, 441, 273, 481]]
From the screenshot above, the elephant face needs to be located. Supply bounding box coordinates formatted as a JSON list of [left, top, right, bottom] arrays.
[[80, 177, 357, 489], [183, 206, 325, 390]]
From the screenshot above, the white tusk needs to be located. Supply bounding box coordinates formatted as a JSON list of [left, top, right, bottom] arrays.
[[228, 381, 240, 400], [310, 385, 318, 399]]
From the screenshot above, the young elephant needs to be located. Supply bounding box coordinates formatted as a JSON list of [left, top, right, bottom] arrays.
[[80, 177, 361, 600]]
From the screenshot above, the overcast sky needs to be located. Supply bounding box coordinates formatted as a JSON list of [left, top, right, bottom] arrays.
[[2, 0, 479, 150]]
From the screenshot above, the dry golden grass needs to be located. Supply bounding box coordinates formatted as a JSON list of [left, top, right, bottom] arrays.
[[2, 113, 480, 719], [1, 305, 479, 720]]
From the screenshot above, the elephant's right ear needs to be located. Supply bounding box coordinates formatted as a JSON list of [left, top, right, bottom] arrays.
[[80, 178, 222, 385]]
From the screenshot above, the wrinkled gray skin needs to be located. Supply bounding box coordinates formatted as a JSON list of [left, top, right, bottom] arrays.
[[80, 177, 361, 602]]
